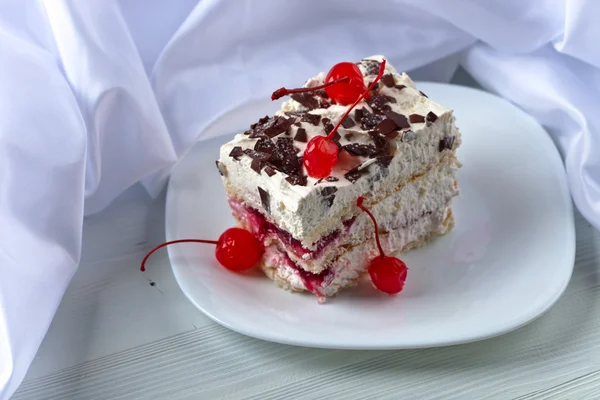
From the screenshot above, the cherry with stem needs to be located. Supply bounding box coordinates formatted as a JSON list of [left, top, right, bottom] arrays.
[[357, 196, 408, 295]]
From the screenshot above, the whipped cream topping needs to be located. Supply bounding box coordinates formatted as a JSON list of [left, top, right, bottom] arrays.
[[218, 55, 461, 245]]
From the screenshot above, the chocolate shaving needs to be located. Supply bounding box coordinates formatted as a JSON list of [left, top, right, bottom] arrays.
[[254, 137, 275, 154], [345, 165, 368, 183], [342, 143, 380, 157], [228, 146, 243, 160], [361, 59, 381, 75], [368, 131, 387, 149], [439, 136, 455, 152], [215, 160, 224, 176], [409, 114, 425, 124], [247, 115, 295, 139], [420, 91, 428, 98], [354, 108, 363, 122], [314, 177, 324, 186], [344, 133, 354, 141], [341, 117, 356, 128], [360, 109, 385, 129], [302, 113, 321, 126], [326, 176, 339, 182], [375, 118, 399, 135], [250, 158, 263, 174], [243, 149, 271, 161], [291, 93, 320, 110], [264, 165, 276, 176], [377, 155, 394, 168], [368, 94, 396, 114], [384, 111, 410, 129], [320, 186, 337, 197], [381, 74, 395, 88], [426, 111, 438, 124], [271, 137, 301, 175], [294, 128, 307, 143], [285, 174, 307, 186], [331, 131, 341, 144], [321, 117, 335, 134], [257, 187, 270, 213], [395, 85, 406, 91]]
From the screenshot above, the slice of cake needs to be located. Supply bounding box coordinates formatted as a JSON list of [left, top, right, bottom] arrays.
[[216, 55, 461, 301]]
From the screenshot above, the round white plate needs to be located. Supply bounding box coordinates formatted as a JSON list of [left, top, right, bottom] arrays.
[[165, 83, 575, 349]]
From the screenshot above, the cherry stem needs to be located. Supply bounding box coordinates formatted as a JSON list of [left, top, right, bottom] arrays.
[[357, 196, 385, 260], [271, 76, 350, 101], [325, 58, 387, 142], [140, 239, 219, 272]]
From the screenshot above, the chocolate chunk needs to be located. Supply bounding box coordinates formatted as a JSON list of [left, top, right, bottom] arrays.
[[384, 111, 410, 129], [294, 128, 307, 142], [426, 111, 438, 124], [368, 94, 396, 114], [354, 108, 364, 122], [257, 187, 270, 213], [367, 81, 380, 92], [375, 118, 399, 135], [381, 74, 395, 88], [314, 177, 324, 186], [368, 131, 387, 149], [360, 109, 385, 129], [285, 174, 307, 186], [420, 91, 428, 98], [361, 59, 381, 75], [395, 85, 406, 91], [409, 114, 425, 124], [291, 93, 320, 110], [302, 113, 321, 126], [345, 165, 368, 183], [250, 158, 263, 174], [402, 130, 417, 142], [243, 149, 271, 161], [215, 160, 223, 176], [377, 155, 394, 168], [320, 186, 337, 197], [228, 146, 243, 160], [324, 196, 335, 207], [247, 115, 295, 139], [344, 133, 354, 141], [272, 137, 301, 175], [321, 118, 335, 135], [343, 143, 379, 157], [341, 117, 356, 128], [331, 131, 341, 144], [264, 165, 276, 176], [254, 137, 275, 154], [385, 131, 399, 140], [326, 176, 339, 182], [439, 136, 455, 152]]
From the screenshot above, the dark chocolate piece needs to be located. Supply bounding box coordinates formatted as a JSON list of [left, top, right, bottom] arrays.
[[341, 117, 356, 128], [384, 111, 410, 129], [426, 111, 438, 124], [294, 128, 307, 143], [439, 136, 455, 152], [381, 74, 395, 88], [354, 108, 364, 122], [215, 160, 223, 176], [264, 165, 276, 176], [285, 174, 307, 186], [291, 93, 320, 110], [368, 131, 387, 149], [345, 165, 368, 183], [243, 149, 271, 161], [342, 143, 380, 157], [302, 113, 321, 126], [325, 176, 339, 182], [250, 158, 263, 174], [247, 115, 295, 139], [228, 146, 243, 160], [344, 133, 354, 141], [420, 91, 428, 98], [409, 114, 425, 124], [375, 118, 398, 135], [368, 94, 396, 114], [361, 59, 381, 75], [360, 109, 385, 129], [258, 187, 270, 213], [395, 84, 406, 91]]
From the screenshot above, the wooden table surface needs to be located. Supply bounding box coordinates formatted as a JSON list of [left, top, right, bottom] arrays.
[[12, 76, 600, 399]]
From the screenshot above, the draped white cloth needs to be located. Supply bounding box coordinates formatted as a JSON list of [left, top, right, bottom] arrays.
[[1, 0, 598, 397]]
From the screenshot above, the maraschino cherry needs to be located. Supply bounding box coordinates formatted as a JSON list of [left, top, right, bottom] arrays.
[[140, 227, 264, 273], [357, 196, 408, 295], [303, 60, 386, 178]]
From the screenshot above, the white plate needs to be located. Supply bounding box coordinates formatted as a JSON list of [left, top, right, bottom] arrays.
[[165, 83, 575, 349]]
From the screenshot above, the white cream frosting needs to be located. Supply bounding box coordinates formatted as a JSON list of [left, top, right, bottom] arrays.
[[218, 55, 461, 246]]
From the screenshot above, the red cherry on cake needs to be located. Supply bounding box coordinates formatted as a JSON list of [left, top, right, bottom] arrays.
[[324, 62, 368, 104], [140, 227, 264, 273], [303, 59, 387, 178], [357, 196, 408, 295]]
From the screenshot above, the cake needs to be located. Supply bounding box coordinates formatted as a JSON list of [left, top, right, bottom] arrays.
[[215, 55, 461, 301]]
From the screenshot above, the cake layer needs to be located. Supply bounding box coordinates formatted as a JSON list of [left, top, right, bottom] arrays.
[[217, 55, 462, 247], [262, 207, 454, 299], [229, 155, 459, 273]]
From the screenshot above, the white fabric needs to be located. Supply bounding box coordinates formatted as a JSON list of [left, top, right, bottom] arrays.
[[0, 0, 597, 397]]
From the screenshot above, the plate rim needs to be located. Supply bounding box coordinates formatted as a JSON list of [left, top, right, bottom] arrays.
[[165, 81, 576, 349]]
